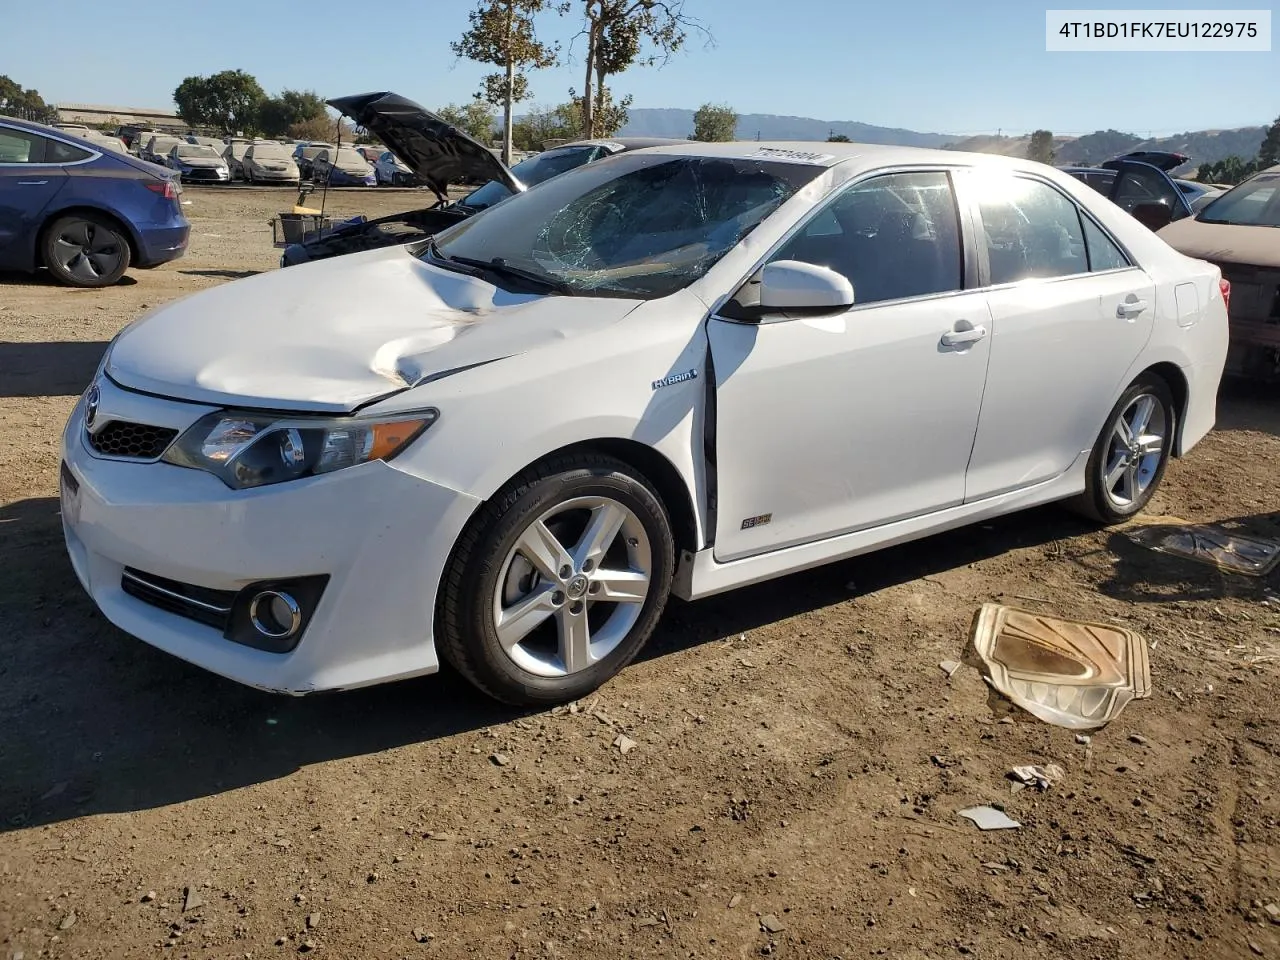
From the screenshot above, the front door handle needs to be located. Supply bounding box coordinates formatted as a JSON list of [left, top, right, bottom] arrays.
[[17, 180, 49, 186], [940, 323, 988, 347], [1117, 298, 1148, 319]]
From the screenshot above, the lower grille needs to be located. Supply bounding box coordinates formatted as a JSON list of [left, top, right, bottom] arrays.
[[88, 420, 178, 459], [121, 568, 234, 631]]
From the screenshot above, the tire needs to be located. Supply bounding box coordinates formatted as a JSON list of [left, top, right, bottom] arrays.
[[1071, 373, 1176, 524], [42, 213, 132, 288], [437, 452, 675, 706]]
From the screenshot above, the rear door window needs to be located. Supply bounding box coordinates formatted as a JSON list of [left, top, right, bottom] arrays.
[[972, 174, 1088, 284]]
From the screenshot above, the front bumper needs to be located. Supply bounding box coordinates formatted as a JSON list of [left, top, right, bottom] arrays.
[[61, 379, 481, 694], [180, 168, 230, 183]]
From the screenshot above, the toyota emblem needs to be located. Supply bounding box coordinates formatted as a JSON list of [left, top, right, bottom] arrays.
[[84, 383, 100, 428]]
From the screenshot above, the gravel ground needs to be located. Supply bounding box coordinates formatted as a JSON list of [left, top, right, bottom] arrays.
[[1, 186, 1278, 960]]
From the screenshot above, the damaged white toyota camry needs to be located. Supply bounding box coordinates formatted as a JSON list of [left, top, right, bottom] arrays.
[[62, 141, 1228, 705]]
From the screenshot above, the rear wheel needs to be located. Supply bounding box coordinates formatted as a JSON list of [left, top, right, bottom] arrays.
[[437, 453, 675, 706], [42, 214, 131, 287], [1071, 374, 1175, 523]]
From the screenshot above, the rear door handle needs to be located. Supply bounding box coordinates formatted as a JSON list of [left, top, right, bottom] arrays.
[[940, 323, 988, 346], [1117, 298, 1148, 318], [17, 180, 49, 186]]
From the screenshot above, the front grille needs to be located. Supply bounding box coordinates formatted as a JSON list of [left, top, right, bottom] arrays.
[[87, 420, 178, 459], [121, 568, 234, 631]]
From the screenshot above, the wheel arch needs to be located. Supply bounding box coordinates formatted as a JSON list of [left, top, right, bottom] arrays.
[[1137, 361, 1190, 456], [472, 438, 700, 562], [36, 204, 141, 269]]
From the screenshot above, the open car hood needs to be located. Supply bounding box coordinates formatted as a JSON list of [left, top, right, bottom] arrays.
[[327, 92, 518, 192]]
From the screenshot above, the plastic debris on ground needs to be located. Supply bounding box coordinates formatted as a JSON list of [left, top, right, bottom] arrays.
[[1008, 763, 1065, 791], [939, 659, 962, 678], [957, 806, 1021, 830], [970, 603, 1151, 730], [1125, 517, 1280, 576]]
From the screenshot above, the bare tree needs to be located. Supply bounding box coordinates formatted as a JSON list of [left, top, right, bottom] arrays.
[[453, 0, 559, 164], [575, 0, 708, 139]]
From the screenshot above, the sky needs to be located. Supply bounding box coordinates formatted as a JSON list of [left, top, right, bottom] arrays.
[[6, 0, 1277, 136]]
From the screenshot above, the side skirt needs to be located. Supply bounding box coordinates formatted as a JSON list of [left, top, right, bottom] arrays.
[[671, 455, 1086, 601]]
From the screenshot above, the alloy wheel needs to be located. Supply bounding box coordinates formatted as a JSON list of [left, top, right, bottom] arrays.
[[1102, 392, 1167, 508], [493, 496, 652, 678], [50, 220, 123, 284]]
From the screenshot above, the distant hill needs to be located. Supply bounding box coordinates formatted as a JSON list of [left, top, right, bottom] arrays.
[[616, 108, 951, 147], [614, 107, 1267, 171], [944, 126, 1267, 169]]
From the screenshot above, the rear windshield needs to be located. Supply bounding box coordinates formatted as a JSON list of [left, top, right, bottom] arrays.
[[1197, 173, 1280, 227]]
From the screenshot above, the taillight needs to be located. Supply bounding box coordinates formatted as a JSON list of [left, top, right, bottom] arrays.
[[146, 180, 178, 200], [1219, 277, 1231, 313]]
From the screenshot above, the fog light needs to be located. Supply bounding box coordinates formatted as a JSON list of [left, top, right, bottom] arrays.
[[249, 590, 301, 639]]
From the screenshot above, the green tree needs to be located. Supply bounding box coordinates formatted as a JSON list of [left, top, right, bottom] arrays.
[[453, 0, 559, 165], [437, 101, 498, 142], [258, 90, 327, 139], [1198, 156, 1260, 185], [287, 115, 355, 143], [576, 0, 708, 139], [1259, 114, 1280, 168], [1026, 129, 1055, 164], [827, 133, 851, 143], [690, 102, 736, 141], [173, 70, 265, 135], [0, 75, 57, 123]]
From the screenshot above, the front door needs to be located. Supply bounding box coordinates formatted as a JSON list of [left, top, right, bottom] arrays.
[[962, 169, 1157, 501], [708, 170, 992, 563], [0, 125, 69, 268]]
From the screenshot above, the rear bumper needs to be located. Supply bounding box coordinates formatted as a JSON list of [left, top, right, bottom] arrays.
[[135, 223, 190, 266]]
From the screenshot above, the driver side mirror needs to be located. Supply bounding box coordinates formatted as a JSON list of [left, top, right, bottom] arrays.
[[759, 260, 855, 313]]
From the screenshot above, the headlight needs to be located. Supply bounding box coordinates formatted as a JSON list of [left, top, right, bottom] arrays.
[[162, 409, 438, 489]]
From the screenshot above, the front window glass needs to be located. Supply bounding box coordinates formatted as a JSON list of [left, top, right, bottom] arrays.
[[336, 148, 366, 165], [429, 154, 822, 299], [768, 171, 962, 305], [1197, 173, 1280, 227], [0, 129, 41, 162], [249, 146, 289, 161], [973, 174, 1088, 284]]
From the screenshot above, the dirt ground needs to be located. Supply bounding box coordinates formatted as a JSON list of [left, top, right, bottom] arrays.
[[1, 186, 1278, 960]]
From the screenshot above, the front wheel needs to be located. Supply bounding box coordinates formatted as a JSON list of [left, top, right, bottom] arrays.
[[1072, 374, 1176, 523], [437, 453, 675, 706]]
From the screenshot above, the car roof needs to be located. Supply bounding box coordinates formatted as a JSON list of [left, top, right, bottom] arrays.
[[627, 139, 1063, 174]]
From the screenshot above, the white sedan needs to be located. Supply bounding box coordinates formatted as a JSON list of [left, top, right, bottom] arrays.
[[61, 142, 1228, 704]]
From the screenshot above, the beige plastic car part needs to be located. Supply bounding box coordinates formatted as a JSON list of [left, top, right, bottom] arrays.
[[970, 603, 1151, 730], [1126, 519, 1280, 576]]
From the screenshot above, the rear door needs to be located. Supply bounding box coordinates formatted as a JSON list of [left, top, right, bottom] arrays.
[[961, 168, 1157, 501], [0, 125, 71, 268]]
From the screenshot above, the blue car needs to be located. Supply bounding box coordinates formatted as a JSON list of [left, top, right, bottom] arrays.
[[0, 115, 189, 287]]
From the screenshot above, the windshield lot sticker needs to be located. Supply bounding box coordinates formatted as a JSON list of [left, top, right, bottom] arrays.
[[748, 147, 835, 164], [652, 369, 699, 390]]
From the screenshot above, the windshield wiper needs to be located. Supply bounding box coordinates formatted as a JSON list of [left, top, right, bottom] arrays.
[[439, 248, 576, 296]]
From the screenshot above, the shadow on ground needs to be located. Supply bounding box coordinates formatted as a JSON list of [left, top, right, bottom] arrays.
[[0, 341, 109, 397], [0, 270, 136, 288], [0, 495, 1094, 832], [179, 269, 262, 280]]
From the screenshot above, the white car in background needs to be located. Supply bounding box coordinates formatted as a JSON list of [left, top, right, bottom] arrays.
[[62, 142, 1227, 705], [374, 150, 414, 186], [243, 142, 300, 184]]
